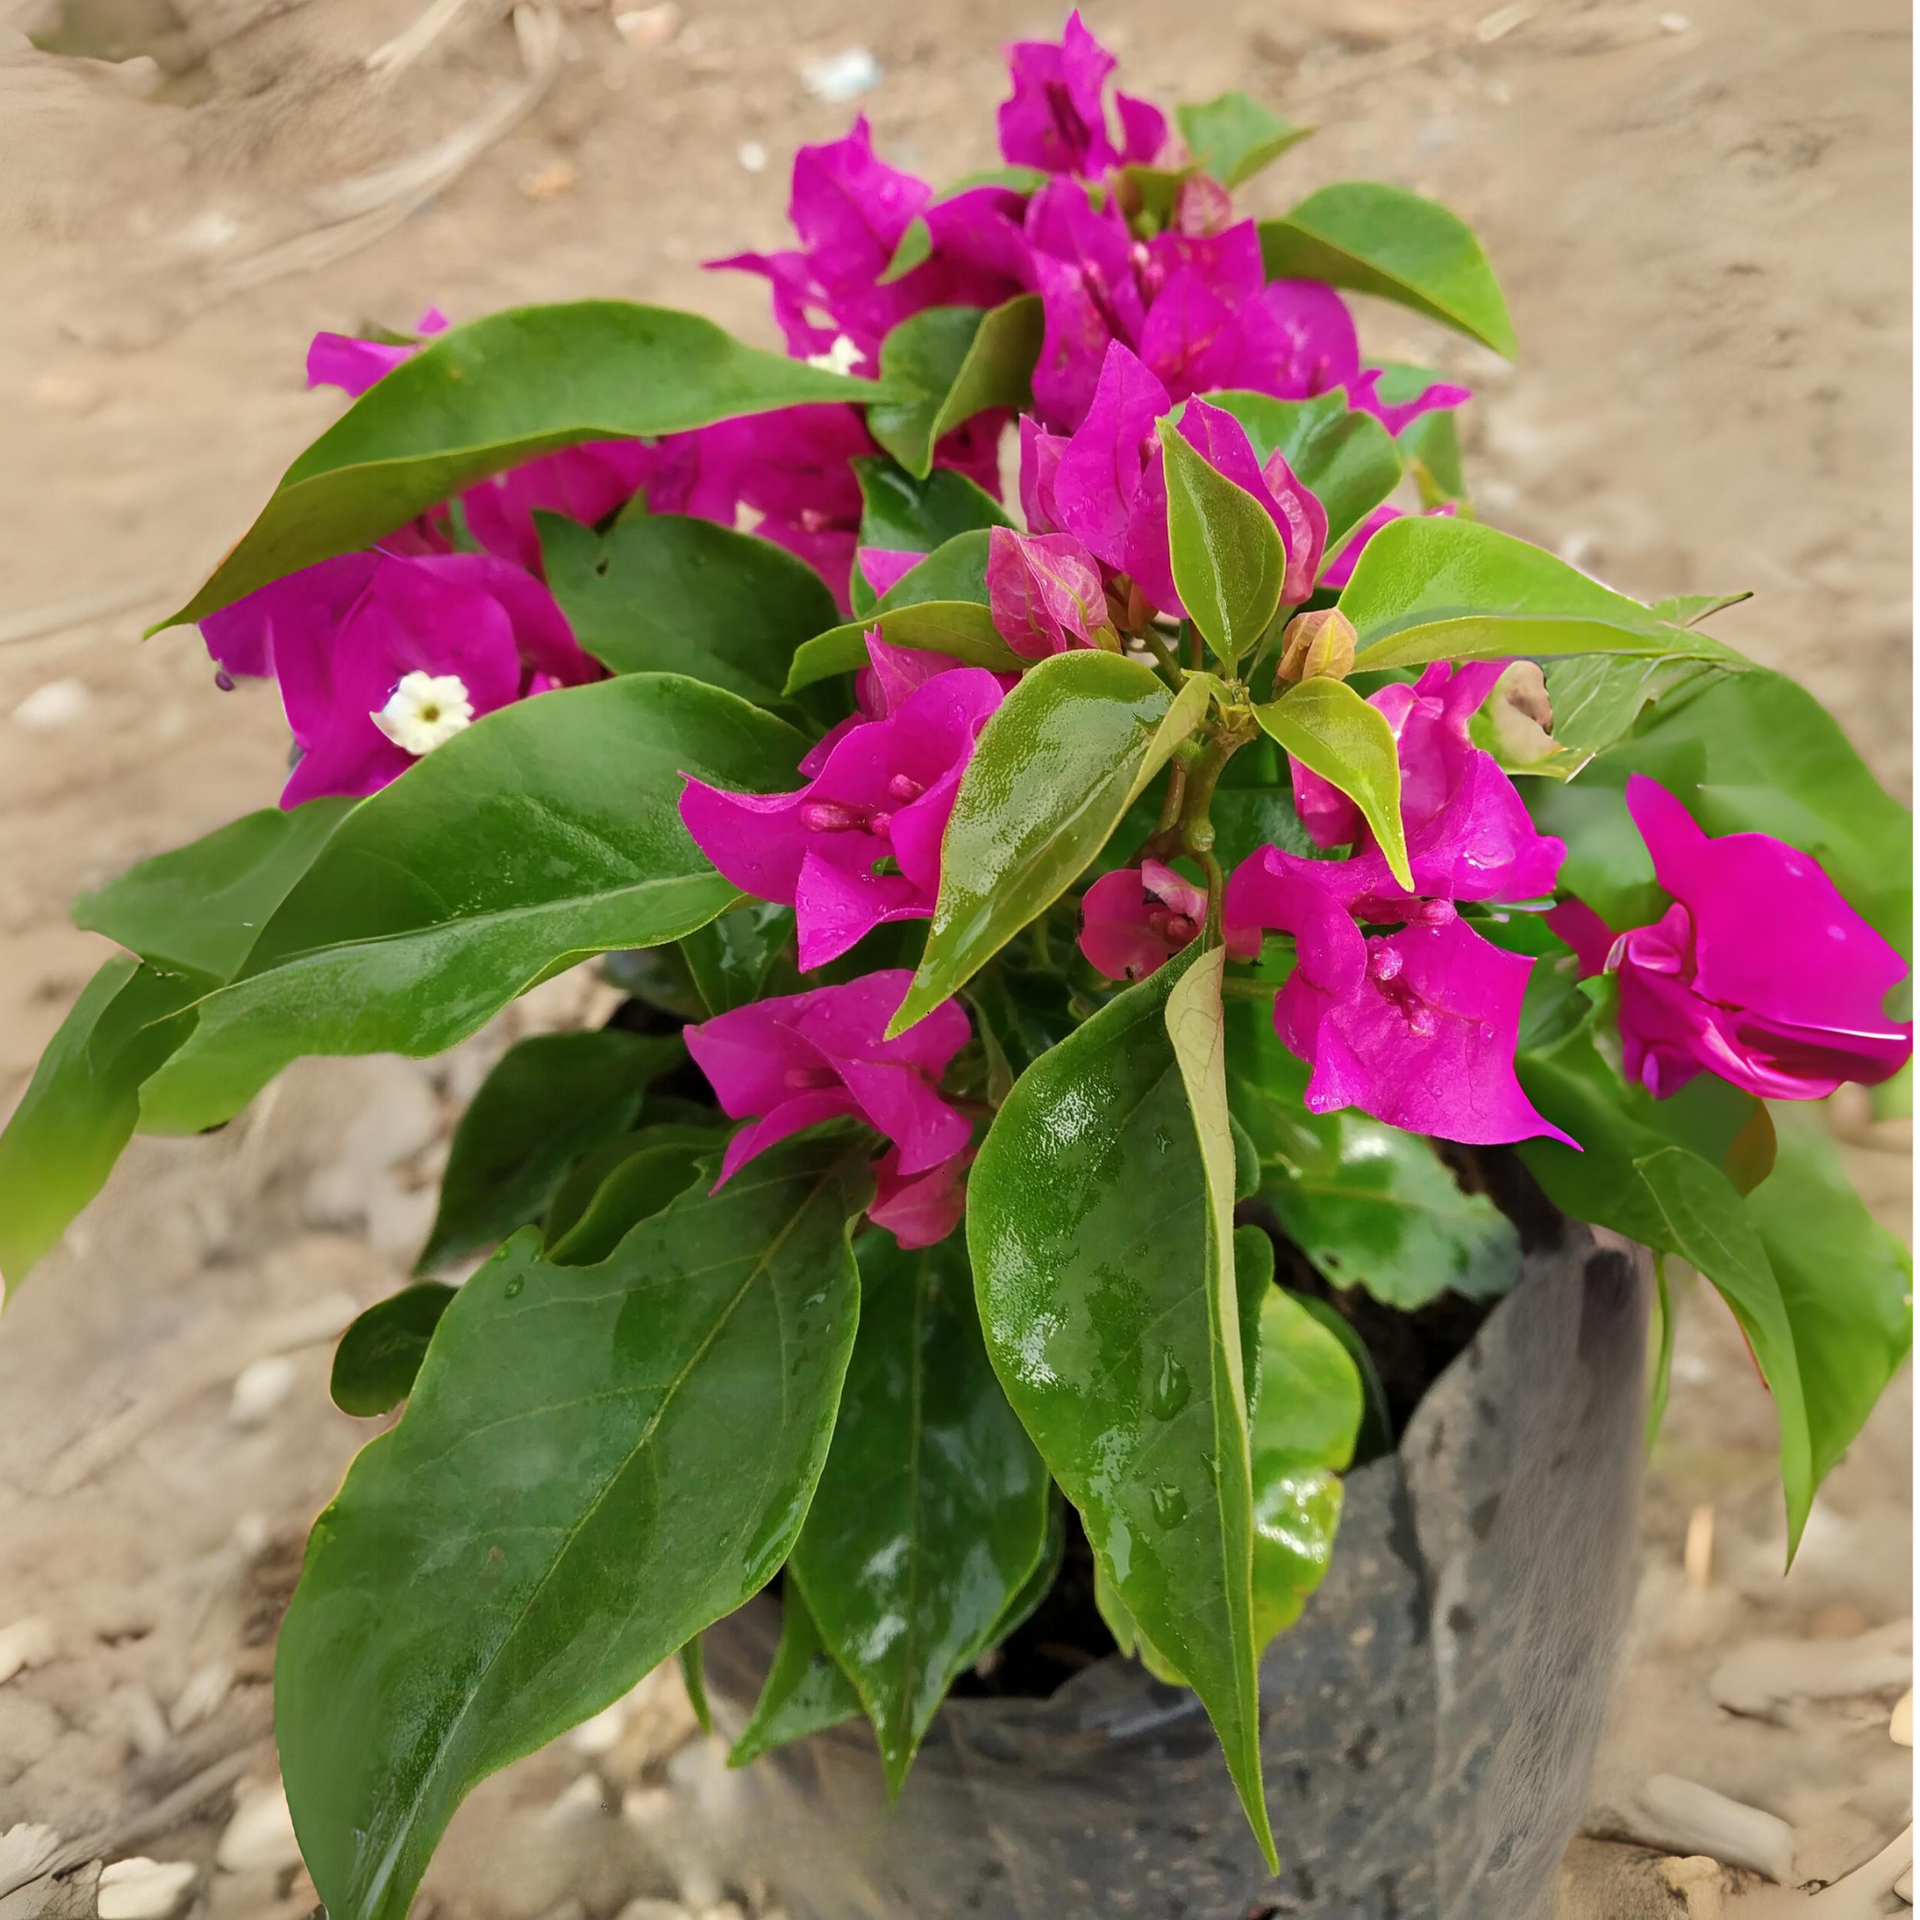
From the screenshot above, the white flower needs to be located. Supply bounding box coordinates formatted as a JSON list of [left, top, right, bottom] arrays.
[[804, 333, 867, 377], [371, 671, 474, 755]]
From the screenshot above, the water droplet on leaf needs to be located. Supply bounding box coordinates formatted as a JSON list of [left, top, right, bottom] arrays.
[[1150, 1350, 1190, 1419], [1150, 1483, 1189, 1529], [503, 1275, 525, 1299]]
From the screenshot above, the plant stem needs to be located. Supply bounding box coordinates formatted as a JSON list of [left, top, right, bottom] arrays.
[[1142, 626, 1185, 689]]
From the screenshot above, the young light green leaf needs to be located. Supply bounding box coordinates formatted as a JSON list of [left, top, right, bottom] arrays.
[[1248, 1285, 1362, 1649], [785, 529, 1021, 693], [329, 1283, 457, 1418], [1517, 1025, 1813, 1556], [890, 654, 1209, 1034], [1338, 516, 1751, 671], [1205, 390, 1402, 551], [1158, 418, 1287, 667], [416, 1029, 682, 1273], [1746, 1108, 1912, 1492], [677, 1639, 712, 1736], [789, 1231, 1052, 1794], [73, 799, 356, 982], [727, 1581, 864, 1768], [134, 678, 804, 1138], [1254, 676, 1412, 891], [0, 958, 210, 1293], [276, 1135, 872, 1920], [158, 302, 886, 630], [969, 947, 1277, 1871], [867, 298, 1044, 478], [1175, 92, 1314, 189], [1257, 183, 1517, 358], [539, 513, 837, 716], [1647, 591, 1753, 628]]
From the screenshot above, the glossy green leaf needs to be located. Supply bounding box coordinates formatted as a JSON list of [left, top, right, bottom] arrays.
[[546, 1136, 711, 1266], [1257, 183, 1517, 358], [892, 654, 1209, 1034], [1158, 418, 1287, 667], [785, 530, 1020, 693], [1247, 1285, 1362, 1648], [677, 1639, 712, 1736], [969, 947, 1276, 1870], [877, 167, 1049, 285], [417, 1029, 681, 1273], [73, 799, 356, 982], [0, 958, 210, 1293], [678, 901, 797, 1017], [158, 303, 883, 630], [1225, 995, 1519, 1308], [1207, 390, 1403, 552], [329, 1283, 457, 1418], [727, 1581, 864, 1767], [1531, 665, 1912, 962], [1517, 1024, 1813, 1554], [1746, 1108, 1912, 1492], [134, 678, 805, 1137], [1093, 1561, 1188, 1686], [1175, 92, 1314, 189], [541, 1122, 721, 1250], [851, 457, 1012, 614], [1210, 733, 1317, 870], [1339, 516, 1750, 672], [1255, 676, 1412, 891], [540, 513, 837, 715], [1290, 1294, 1393, 1463], [276, 1135, 871, 1920], [1648, 591, 1753, 628], [789, 1231, 1052, 1793], [867, 298, 1044, 478]]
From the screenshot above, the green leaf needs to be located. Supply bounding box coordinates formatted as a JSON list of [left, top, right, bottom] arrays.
[[1248, 1285, 1361, 1648], [1368, 364, 1470, 505], [1540, 656, 1717, 767], [1290, 1294, 1393, 1463], [853, 457, 1011, 562], [133, 678, 805, 1137], [1225, 995, 1519, 1308], [677, 1639, 712, 1736], [1175, 92, 1314, 190], [1517, 1025, 1814, 1555], [678, 902, 797, 1017], [727, 1581, 864, 1767], [785, 530, 1021, 694], [541, 1121, 720, 1250], [158, 304, 884, 630], [546, 1135, 712, 1266], [891, 654, 1209, 1034], [969, 947, 1276, 1870], [789, 1231, 1052, 1793], [329, 1283, 457, 1418], [1254, 676, 1412, 891], [1648, 591, 1752, 628], [1206, 390, 1402, 551], [1746, 1109, 1912, 1492], [866, 298, 1044, 478], [276, 1135, 871, 1920], [540, 513, 837, 715], [1339, 516, 1750, 672], [877, 167, 1049, 286], [417, 1029, 682, 1273], [1257, 183, 1517, 358], [0, 958, 210, 1293], [1158, 418, 1287, 668], [1532, 666, 1912, 963], [73, 799, 356, 982]]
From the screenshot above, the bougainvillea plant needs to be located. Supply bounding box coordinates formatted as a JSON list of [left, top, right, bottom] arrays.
[[1, 13, 1911, 1911]]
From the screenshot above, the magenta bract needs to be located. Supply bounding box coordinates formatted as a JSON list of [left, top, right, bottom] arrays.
[[985, 527, 1110, 658], [1079, 860, 1207, 982], [996, 9, 1166, 179], [1548, 776, 1911, 1101]]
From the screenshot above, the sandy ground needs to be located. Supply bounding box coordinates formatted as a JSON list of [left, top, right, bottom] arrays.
[[0, 0, 1910, 1915]]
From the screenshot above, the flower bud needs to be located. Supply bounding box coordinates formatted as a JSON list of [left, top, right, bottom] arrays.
[[1479, 660, 1558, 768], [1276, 608, 1358, 684]]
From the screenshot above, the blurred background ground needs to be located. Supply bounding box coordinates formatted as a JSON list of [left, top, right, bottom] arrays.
[[0, 0, 1909, 1915]]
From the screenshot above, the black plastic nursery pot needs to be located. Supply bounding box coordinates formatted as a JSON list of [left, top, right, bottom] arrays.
[[700, 1218, 1652, 1920]]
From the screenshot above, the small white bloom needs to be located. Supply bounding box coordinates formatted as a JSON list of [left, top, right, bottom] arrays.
[[372, 671, 474, 755], [805, 333, 867, 377]]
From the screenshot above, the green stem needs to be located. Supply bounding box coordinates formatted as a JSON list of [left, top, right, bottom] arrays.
[[1142, 626, 1185, 689], [1220, 976, 1281, 1000]]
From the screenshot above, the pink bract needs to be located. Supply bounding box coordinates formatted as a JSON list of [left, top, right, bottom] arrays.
[[679, 667, 1007, 970], [1547, 776, 1911, 1101], [1079, 860, 1208, 981], [996, 9, 1166, 179], [684, 971, 973, 1201], [986, 527, 1110, 658]]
